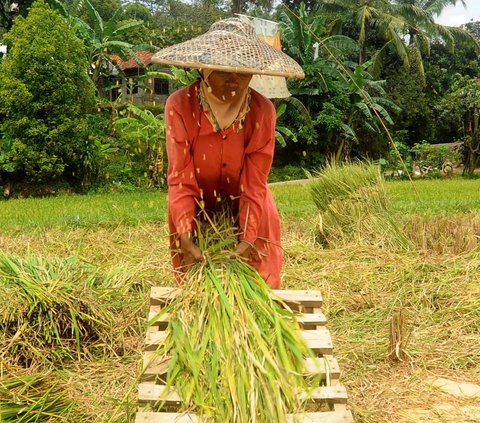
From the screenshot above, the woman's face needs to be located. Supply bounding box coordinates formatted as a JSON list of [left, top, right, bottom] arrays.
[[206, 71, 252, 103]]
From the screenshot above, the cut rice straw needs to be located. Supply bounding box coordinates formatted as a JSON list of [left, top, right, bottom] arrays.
[[149, 209, 322, 422]]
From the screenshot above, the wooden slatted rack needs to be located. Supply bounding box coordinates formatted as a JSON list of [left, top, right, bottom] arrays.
[[136, 287, 354, 423]]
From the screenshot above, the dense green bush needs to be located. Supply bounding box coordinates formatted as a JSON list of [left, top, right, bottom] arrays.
[[0, 0, 95, 184]]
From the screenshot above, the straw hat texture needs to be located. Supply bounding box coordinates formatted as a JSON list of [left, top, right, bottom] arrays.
[[151, 18, 304, 79]]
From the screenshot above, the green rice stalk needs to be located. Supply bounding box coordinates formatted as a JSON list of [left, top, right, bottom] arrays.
[[151, 210, 321, 422], [0, 365, 76, 421], [309, 161, 411, 251], [0, 255, 136, 365]]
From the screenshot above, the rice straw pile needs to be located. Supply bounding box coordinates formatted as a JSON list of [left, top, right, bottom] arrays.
[[0, 255, 121, 365], [151, 211, 320, 422], [0, 365, 76, 421], [309, 161, 411, 251]]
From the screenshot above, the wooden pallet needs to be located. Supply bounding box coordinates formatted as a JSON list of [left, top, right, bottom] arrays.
[[137, 287, 354, 423]]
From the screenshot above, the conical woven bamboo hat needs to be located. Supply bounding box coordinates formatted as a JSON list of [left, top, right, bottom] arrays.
[[151, 18, 304, 79]]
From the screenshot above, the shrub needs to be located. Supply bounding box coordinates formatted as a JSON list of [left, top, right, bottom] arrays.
[[0, 0, 94, 184]]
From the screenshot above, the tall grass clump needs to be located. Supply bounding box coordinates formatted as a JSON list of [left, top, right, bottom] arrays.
[[309, 161, 410, 251], [150, 211, 320, 422], [0, 366, 77, 421], [0, 255, 134, 365]]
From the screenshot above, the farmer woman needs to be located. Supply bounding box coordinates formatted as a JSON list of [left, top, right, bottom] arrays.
[[152, 18, 304, 289]]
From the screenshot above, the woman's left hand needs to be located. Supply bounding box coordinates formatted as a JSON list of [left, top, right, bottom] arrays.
[[234, 241, 252, 260]]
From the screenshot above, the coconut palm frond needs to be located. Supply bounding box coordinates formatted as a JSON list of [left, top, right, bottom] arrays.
[[357, 6, 373, 46], [435, 24, 480, 53], [322, 35, 358, 54], [368, 40, 393, 78], [425, 0, 466, 17]]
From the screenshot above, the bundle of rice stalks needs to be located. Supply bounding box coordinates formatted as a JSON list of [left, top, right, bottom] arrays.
[[0, 255, 127, 365], [309, 161, 410, 251], [0, 365, 77, 421], [150, 211, 320, 422]]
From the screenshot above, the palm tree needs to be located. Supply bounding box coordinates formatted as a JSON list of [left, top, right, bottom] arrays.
[[320, 0, 479, 80]]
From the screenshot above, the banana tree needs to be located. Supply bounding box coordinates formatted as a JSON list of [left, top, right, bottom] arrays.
[[114, 104, 166, 186], [278, 2, 358, 111], [336, 60, 400, 162], [273, 97, 312, 147], [50, 0, 147, 94]]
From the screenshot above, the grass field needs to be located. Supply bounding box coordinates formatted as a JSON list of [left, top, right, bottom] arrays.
[[1, 178, 479, 422]]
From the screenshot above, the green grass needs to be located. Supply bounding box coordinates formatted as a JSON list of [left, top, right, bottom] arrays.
[[0, 186, 316, 231], [270, 184, 316, 217], [1, 178, 478, 232], [387, 178, 480, 214], [0, 192, 168, 231]]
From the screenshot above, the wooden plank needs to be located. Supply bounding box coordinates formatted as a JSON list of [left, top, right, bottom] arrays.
[[145, 329, 333, 355], [148, 310, 170, 330], [301, 330, 333, 355], [136, 412, 198, 422], [143, 353, 340, 382], [136, 411, 353, 423], [275, 290, 323, 309], [138, 384, 347, 405], [297, 313, 327, 329], [150, 287, 181, 306], [304, 356, 341, 381], [286, 411, 354, 423], [138, 383, 181, 404], [148, 310, 326, 330], [150, 287, 323, 309], [300, 386, 348, 404]]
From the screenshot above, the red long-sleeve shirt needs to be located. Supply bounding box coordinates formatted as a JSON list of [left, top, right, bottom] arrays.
[[166, 82, 282, 288]]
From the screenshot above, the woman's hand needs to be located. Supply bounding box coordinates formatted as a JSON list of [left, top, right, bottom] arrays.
[[180, 233, 203, 271], [234, 241, 252, 260]]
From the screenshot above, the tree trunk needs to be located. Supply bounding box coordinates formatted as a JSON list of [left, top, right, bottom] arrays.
[[232, 0, 242, 14], [359, 23, 368, 65], [335, 138, 345, 164], [359, 43, 366, 66], [467, 114, 480, 176]]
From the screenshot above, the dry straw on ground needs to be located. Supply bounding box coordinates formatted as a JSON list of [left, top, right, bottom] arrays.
[[0, 184, 479, 422]]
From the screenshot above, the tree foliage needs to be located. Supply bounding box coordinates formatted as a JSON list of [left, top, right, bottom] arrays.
[[436, 75, 480, 175], [0, 0, 95, 183]]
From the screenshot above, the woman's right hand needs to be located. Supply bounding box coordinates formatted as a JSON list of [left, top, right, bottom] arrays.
[[180, 233, 203, 271]]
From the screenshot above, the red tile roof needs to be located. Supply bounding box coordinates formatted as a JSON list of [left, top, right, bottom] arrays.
[[109, 51, 155, 70]]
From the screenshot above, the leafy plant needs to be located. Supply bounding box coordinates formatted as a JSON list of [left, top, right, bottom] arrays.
[[51, 0, 147, 94], [115, 103, 166, 186], [0, 0, 95, 184]]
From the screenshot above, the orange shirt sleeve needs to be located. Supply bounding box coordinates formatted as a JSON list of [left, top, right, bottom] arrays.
[[165, 97, 200, 236], [238, 110, 276, 244]]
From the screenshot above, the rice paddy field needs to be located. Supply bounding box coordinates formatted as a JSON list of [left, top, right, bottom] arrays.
[[1, 177, 479, 422]]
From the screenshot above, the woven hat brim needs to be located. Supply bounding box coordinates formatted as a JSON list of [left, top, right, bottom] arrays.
[[151, 58, 304, 79], [151, 25, 305, 79]]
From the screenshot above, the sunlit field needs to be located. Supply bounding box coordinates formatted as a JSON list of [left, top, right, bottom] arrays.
[[1, 178, 479, 422]]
